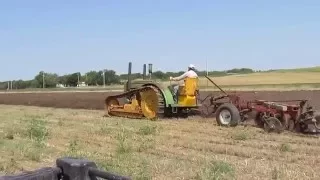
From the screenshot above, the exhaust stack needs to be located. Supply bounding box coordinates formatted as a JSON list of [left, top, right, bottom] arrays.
[[143, 64, 147, 80], [127, 62, 132, 90], [148, 63, 153, 79]]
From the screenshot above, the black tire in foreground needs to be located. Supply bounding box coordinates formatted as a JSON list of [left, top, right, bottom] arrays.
[[215, 103, 241, 127]]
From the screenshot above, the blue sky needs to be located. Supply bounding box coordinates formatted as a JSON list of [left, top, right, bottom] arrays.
[[1, 0, 320, 81]]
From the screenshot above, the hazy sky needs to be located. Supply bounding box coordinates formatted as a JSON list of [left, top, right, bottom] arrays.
[[1, 0, 319, 81]]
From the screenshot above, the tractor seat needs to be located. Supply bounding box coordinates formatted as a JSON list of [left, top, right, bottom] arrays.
[[178, 77, 199, 96]]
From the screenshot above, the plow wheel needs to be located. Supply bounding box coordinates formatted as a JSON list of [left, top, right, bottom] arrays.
[[215, 103, 241, 127], [140, 87, 159, 120], [264, 117, 283, 133]]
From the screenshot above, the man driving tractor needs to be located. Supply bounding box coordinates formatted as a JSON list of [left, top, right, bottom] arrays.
[[169, 64, 198, 101]]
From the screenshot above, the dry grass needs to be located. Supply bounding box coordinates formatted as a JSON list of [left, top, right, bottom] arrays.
[[156, 71, 320, 91], [159, 71, 320, 88], [1, 105, 320, 179], [202, 72, 320, 86]]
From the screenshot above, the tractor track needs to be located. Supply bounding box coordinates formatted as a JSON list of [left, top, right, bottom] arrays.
[[0, 90, 319, 111]]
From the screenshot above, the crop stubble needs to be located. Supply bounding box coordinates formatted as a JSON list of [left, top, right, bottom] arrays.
[[1, 90, 320, 179], [0, 104, 320, 179]]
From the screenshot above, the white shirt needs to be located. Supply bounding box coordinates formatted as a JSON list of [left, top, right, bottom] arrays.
[[172, 70, 198, 81]]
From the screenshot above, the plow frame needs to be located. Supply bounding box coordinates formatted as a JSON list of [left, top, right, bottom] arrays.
[[201, 76, 320, 133]]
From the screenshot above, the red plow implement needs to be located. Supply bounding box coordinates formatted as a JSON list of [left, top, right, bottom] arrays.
[[200, 76, 320, 134]]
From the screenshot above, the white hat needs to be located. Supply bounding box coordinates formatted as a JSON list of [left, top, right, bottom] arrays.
[[188, 64, 195, 68]]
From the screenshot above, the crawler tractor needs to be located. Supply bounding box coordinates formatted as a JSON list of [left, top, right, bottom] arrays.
[[104, 62, 200, 119]]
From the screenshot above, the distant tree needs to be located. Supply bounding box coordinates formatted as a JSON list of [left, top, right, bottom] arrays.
[[29, 80, 40, 88], [120, 73, 143, 80], [14, 80, 32, 89], [104, 70, 120, 85], [226, 68, 254, 74], [96, 71, 104, 85], [66, 73, 79, 87], [80, 74, 87, 82], [0, 82, 8, 90], [58, 75, 69, 85], [152, 71, 166, 80], [34, 71, 59, 88], [85, 71, 100, 86]]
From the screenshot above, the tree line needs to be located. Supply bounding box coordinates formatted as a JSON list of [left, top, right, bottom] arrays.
[[0, 68, 255, 90]]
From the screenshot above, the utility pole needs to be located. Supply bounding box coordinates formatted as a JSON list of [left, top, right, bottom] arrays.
[[103, 70, 106, 88], [42, 71, 45, 88], [10, 81, 12, 90], [77, 72, 80, 87], [148, 64, 152, 79]]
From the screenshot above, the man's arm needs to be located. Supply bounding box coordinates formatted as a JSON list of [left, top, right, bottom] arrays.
[[171, 72, 188, 81]]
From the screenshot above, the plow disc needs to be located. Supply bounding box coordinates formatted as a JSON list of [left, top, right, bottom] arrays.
[[104, 86, 160, 120], [263, 117, 283, 133]]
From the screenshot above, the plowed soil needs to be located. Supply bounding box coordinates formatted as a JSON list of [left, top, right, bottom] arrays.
[[0, 90, 319, 110]]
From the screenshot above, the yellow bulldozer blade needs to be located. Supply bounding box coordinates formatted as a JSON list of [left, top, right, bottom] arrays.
[[104, 86, 159, 120]]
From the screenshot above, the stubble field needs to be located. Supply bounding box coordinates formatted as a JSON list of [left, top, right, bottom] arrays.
[[1, 104, 320, 179], [0, 88, 320, 179]]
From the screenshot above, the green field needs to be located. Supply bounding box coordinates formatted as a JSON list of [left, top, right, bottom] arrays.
[[1, 105, 320, 179]]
